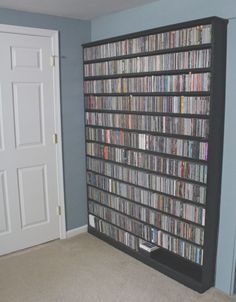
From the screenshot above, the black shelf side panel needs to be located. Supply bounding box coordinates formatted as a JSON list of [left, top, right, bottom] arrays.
[[201, 17, 228, 287]]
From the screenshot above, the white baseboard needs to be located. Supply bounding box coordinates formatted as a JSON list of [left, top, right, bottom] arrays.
[[66, 225, 88, 238]]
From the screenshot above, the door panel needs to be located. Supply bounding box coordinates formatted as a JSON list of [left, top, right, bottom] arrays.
[[17, 165, 49, 229], [12, 83, 44, 148], [11, 46, 42, 70]]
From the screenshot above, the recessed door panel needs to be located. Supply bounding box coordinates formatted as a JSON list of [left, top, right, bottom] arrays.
[[13, 83, 44, 148], [18, 165, 49, 229], [11, 47, 42, 70], [0, 171, 10, 234]]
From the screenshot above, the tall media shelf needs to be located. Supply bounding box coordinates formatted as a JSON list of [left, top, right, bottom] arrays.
[[83, 17, 228, 292]]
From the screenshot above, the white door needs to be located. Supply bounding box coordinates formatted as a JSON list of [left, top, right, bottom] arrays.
[[0, 27, 63, 255]]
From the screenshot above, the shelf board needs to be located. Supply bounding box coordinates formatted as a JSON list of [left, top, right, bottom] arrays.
[[85, 110, 210, 119], [84, 68, 211, 80], [84, 92, 211, 97]]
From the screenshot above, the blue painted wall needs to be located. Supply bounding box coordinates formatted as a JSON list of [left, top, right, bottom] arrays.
[[0, 0, 235, 295], [0, 8, 91, 231], [91, 0, 236, 294]]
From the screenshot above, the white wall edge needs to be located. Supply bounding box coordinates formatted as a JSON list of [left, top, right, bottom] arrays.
[[66, 225, 88, 238], [230, 226, 236, 295]]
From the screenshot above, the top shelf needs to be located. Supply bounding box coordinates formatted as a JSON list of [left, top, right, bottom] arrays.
[[82, 17, 227, 48]]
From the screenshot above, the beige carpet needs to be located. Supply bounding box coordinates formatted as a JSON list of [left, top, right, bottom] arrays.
[[0, 233, 235, 302]]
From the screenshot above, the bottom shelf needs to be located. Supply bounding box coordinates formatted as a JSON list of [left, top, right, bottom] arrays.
[[88, 226, 212, 293]]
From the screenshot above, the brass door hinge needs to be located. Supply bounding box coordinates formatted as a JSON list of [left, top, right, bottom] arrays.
[[57, 205, 62, 216], [53, 133, 58, 144], [50, 55, 56, 67]]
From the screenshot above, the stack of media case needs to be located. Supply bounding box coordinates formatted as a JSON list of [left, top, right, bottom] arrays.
[[83, 17, 228, 292]]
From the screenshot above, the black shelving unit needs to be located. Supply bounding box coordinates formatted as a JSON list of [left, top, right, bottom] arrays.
[[83, 17, 228, 293]]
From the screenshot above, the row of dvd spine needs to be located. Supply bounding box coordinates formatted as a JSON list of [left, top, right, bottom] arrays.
[[86, 112, 209, 138], [86, 142, 207, 183], [84, 73, 210, 93], [91, 214, 139, 250], [84, 25, 211, 61], [86, 157, 206, 203], [85, 95, 210, 115], [86, 128, 208, 161], [89, 207, 203, 265], [87, 177, 206, 225], [88, 186, 205, 244], [84, 49, 211, 77]]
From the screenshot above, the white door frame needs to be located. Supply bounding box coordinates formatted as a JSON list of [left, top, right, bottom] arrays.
[[0, 24, 66, 239]]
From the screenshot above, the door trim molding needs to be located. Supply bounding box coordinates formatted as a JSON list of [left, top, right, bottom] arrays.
[[0, 24, 66, 239]]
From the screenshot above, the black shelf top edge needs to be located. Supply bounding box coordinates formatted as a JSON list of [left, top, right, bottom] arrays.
[[86, 169, 206, 207], [84, 92, 211, 97], [87, 184, 205, 226], [84, 68, 211, 80], [85, 140, 208, 164], [85, 125, 209, 142], [83, 44, 212, 64], [88, 210, 203, 250], [82, 16, 227, 47], [85, 110, 210, 119], [87, 182, 206, 211], [86, 154, 207, 186]]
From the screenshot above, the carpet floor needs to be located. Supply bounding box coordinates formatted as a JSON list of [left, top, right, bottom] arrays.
[[0, 233, 235, 302]]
